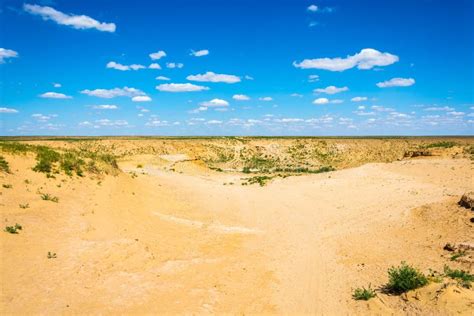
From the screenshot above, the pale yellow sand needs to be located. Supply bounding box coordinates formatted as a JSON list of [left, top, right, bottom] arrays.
[[1, 141, 473, 314]]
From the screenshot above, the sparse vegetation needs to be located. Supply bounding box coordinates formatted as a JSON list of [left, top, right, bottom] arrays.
[[450, 251, 467, 261], [444, 265, 474, 288], [245, 175, 274, 186], [19, 203, 30, 209], [386, 262, 428, 294], [4, 223, 22, 234], [136, 164, 143, 168], [0, 155, 10, 173], [425, 141, 456, 149], [47, 251, 57, 259], [352, 285, 376, 300], [3, 184, 12, 189], [40, 193, 59, 203]]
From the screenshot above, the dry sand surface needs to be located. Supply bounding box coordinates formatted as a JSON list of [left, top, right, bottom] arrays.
[[1, 137, 473, 314]]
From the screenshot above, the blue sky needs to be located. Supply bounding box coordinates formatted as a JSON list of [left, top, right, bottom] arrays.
[[0, 0, 473, 136]]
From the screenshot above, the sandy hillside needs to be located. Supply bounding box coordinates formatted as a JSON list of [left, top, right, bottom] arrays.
[[1, 137, 473, 314]]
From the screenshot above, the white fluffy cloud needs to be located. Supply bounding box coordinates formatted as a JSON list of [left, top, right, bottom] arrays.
[[92, 104, 117, 110], [132, 96, 152, 102], [186, 71, 240, 83], [423, 106, 454, 111], [156, 83, 209, 92], [0, 48, 18, 63], [23, 4, 116, 32], [312, 98, 343, 105], [166, 62, 184, 69], [156, 76, 170, 81], [314, 85, 348, 94], [199, 98, 229, 107], [53, 83, 61, 88], [149, 63, 161, 69], [233, 94, 250, 101], [106, 61, 145, 71], [307, 4, 318, 12], [40, 92, 72, 99], [376, 77, 415, 88], [149, 51, 166, 60], [313, 98, 328, 104], [351, 96, 367, 102], [293, 48, 399, 71], [259, 97, 273, 101], [0, 107, 18, 113], [81, 87, 145, 98], [308, 75, 319, 82], [190, 49, 209, 57]]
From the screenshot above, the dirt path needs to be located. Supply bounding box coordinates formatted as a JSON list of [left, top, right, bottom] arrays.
[[1, 157, 473, 314]]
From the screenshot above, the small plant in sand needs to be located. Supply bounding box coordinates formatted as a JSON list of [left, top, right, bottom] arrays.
[[19, 203, 30, 209], [444, 265, 474, 289], [386, 262, 428, 294], [40, 193, 59, 203], [47, 251, 57, 259], [0, 155, 10, 173], [352, 285, 376, 300], [4, 223, 22, 234], [3, 184, 12, 189], [136, 164, 143, 168], [424, 141, 456, 149], [450, 251, 467, 261]]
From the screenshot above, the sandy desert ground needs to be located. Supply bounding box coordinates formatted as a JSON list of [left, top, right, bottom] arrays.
[[1, 137, 473, 314]]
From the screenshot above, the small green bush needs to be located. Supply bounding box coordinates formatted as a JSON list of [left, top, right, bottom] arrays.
[[60, 152, 84, 176], [19, 203, 29, 209], [425, 141, 456, 149], [4, 223, 22, 234], [444, 265, 474, 288], [352, 285, 376, 300], [0, 155, 10, 173], [386, 262, 428, 294], [242, 166, 251, 173], [40, 193, 59, 203], [33, 147, 60, 173], [47, 251, 57, 259]]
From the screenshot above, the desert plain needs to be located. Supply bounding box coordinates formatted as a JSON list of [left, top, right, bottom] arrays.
[[0, 136, 473, 314]]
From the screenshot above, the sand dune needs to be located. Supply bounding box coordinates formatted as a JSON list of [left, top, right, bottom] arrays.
[[1, 138, 473, 314]]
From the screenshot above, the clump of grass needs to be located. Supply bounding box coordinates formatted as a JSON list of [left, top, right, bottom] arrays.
[[246, 175, 274, 186], [242, 166, 251, 173], [60, 152, 84, 176], [19, 203, 29, 209], [47, 251, 57, 259], [352, 285, 376, 300], [33, 146, 60, 174], [40, 193, 59, 203], [2, 184, 12, 189], [136, 164, 143, 168], [4, 223, 22, 234], [0, 155, 10, 173], [444, 265, 474, 289], [425, 141, 456, 149], [450, 251, 467, 261], [385, 262, 428, 294]]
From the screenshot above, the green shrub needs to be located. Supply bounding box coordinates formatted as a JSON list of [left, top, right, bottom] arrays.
[[19, 203, 29, 209], [0, 155, 10, 173], [242, 166, 251, 173], [33, 147, 60, 173], [444, 266, 474, 288], [47, 251, 57, 259], [425, 141, 456, 149], [40, 193, 59, 203], [352, 285, 376, 300], [60, 152, 84, 176], [4, 223, 22, 234], [386, 262, 428, 294]]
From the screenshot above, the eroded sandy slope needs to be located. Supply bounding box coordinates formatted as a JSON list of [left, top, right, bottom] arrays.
[[1, 154, 473, 314]]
